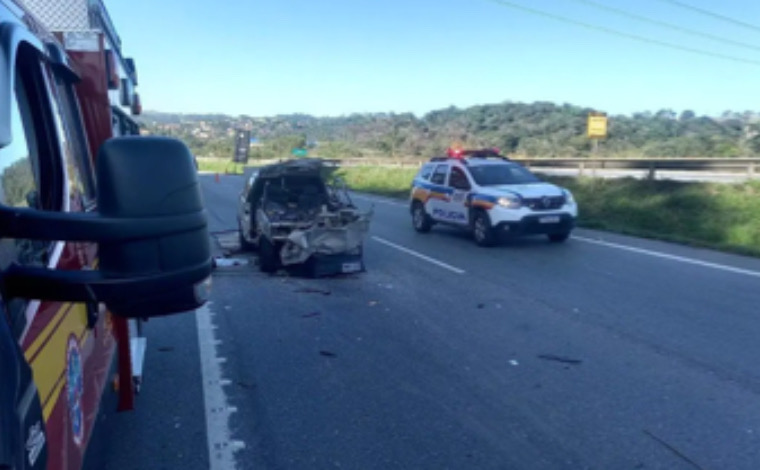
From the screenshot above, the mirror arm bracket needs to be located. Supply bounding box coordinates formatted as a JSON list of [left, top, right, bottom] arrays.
[[0, 207, 208, 242]]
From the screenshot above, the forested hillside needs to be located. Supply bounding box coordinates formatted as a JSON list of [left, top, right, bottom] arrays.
[[139, 102, 760, 159]]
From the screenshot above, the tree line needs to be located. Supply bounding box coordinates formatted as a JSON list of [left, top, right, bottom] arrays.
[[140, 102, 760, 159]]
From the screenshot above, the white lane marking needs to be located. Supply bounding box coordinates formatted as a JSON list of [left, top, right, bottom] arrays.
[[573, 235, 760, 279], [371, 236, 465, 274], [352, 194, 407, 207], [196, 303, 244, 469]]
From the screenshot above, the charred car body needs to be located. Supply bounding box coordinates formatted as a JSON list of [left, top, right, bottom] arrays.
[[237, 159, 372, 276]]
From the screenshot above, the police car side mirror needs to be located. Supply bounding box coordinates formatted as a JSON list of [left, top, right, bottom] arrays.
[[0, 137, 212, 318]]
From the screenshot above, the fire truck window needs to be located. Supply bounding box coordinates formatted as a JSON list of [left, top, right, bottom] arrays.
[[0, 73, 51, 337], [50, 71, 96, 206], [13, 46, 64, 213], [0, 86, 39, 210]]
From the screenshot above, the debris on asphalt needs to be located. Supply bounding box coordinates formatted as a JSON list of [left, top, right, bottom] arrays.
[[477, 303, 485, 309], [509, 359, 519, 366], [213, 257, 249, 268], [537, 354, 582, 365], [301, 312, 321, 318], [236, 381, 255, 389], [295, 287, 332, 296], [319, 350, 337, 358], [368, 301, 379, 307]]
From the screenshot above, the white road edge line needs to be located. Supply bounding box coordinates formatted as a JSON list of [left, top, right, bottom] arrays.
[[371, 236, 465, 274], [572, 235, 760, 279], [196, 303, 244, 469]]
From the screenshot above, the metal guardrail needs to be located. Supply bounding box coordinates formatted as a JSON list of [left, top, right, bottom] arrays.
[[327, 157, 760, 179], [238, 157, 760, 180]]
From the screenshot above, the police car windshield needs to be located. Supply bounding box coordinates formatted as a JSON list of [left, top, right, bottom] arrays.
[[468, 163, 541, 186]]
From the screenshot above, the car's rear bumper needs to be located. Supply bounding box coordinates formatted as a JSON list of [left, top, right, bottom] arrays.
[[494, 214, 576, 237], [304, 251, 365, 277]]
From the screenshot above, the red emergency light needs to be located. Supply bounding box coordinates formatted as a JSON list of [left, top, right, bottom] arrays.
[[446, 147, 464, 158]]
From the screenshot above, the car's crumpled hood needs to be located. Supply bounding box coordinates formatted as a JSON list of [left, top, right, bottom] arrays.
[[480, 183, 564, 199]]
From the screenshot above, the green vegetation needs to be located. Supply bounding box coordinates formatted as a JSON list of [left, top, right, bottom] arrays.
[[335, 166, 418, 199], [196, 158, 245, 174], [140, 103, 760, 160], [336, 166, 760, 256], [549, 177, 760, 256]]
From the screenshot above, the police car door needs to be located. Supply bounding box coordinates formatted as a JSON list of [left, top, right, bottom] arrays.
[[426, 164, 451, 222], [444, 166, 471, 225]]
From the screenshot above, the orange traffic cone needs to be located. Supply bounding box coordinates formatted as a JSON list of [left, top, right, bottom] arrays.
[[215, 173, 220, 183]]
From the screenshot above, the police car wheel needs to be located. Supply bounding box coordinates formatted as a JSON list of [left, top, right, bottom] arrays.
[[472, 211, 496, 247], [412, 202, 432, 233]]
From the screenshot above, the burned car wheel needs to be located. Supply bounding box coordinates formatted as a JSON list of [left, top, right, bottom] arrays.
[[548, 231, 571, 243], [238, 219, 256, 251], [259, 238, 279, 273]]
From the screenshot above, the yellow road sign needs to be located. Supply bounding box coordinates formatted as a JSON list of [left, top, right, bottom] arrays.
[[587, 113, 608, 139]]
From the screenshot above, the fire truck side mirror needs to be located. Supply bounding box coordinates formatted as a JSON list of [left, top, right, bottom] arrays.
[[0, 137, 213, 318], [93, 136, 213, 317]]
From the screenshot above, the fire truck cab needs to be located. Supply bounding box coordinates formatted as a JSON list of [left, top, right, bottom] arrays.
[[0, 1, 213, 469]]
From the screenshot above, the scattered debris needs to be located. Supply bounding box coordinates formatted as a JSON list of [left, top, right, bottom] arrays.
[[157, 346, 174, 352], [301, 312, 321, 319], [224, 305, 231, 310], [368, 301, 378, 307], [236, 381, 255, 390], [319, 350, 337, 358], [537, 354, 582, 365], [509, 359, 519, 366], [477, 303, 485, 309], [213, 257, 249, 268], [643, 430, 706, 470], [295, 287, 332, 296]]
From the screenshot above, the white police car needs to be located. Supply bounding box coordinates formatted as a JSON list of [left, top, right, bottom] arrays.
[[409, 149, 578, 246]]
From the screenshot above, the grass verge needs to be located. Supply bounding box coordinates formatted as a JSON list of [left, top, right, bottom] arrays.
[[197, 158, 245, 174], [336, 166, 418, 199], [337, 166, 760, 257]]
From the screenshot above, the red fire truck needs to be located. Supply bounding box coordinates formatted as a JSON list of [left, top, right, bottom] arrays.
[[0, 1, 212, 469]]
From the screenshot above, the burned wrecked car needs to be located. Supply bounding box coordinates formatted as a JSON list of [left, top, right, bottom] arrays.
[[237, 159, 372, 275]]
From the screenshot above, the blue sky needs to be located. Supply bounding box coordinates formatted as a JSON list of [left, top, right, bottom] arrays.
[[107, 0, 760, 117]]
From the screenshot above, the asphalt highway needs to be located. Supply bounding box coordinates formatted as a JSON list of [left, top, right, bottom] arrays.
[[100, 173, 760, 470]]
